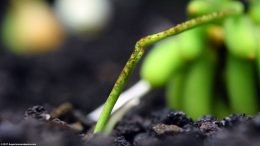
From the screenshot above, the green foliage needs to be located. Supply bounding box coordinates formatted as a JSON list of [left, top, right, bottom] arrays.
[[94, 5, 240, 133]]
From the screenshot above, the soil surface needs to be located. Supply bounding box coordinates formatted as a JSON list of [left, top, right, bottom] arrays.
[[1, 101, 260, 146]]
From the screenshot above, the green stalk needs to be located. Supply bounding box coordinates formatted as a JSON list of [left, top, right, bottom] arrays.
[[226, 54, 258, 114], [166, 67, 188, 110], [182, 49, 217, 119], [94, 9, 240, 133]]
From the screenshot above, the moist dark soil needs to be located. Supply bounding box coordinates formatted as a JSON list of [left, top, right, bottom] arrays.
[[2, 99, 260, 146], [0, 0, 259, 146]]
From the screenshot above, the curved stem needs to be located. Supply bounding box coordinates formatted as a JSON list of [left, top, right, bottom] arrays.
[[94, 9, 238, 133]]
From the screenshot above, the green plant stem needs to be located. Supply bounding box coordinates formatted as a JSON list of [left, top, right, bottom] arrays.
[[94, 9, 239, 133]]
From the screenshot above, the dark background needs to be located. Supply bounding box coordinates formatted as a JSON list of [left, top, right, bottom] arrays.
[[0, 0, 188, 114]]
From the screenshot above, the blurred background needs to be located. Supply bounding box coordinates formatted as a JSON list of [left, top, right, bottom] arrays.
[[0, 0, 188, 114]]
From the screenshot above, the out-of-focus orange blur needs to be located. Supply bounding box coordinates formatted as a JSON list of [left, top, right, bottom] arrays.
[[2, 0, 64, 55]]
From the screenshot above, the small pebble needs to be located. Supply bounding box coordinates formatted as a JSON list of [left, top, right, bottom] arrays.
[[25, 105, 51, 121], [152, 123, 183, 135]]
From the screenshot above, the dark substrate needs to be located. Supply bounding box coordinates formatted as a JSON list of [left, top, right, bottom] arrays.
[[1, 99, 260, 146]]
